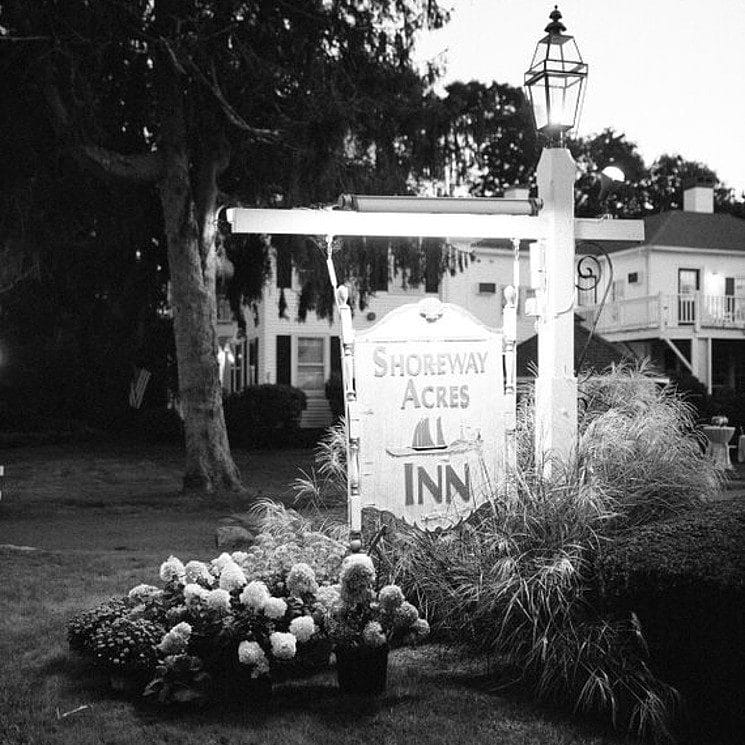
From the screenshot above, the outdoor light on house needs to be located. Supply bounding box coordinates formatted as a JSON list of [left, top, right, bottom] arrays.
[[524, 6, 588, 145]]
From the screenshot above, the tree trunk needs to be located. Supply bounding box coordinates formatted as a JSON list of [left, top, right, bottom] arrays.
[[158, 148, 243, 493]]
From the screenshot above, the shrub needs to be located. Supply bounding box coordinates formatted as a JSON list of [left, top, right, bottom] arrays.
[[292, 419, 347, 508], [66, 501, 427, 707], [364, 365, 719, 743], [575, 365, 722, 526], [224, 384, 307, 448], [596, 500, 745, 737]]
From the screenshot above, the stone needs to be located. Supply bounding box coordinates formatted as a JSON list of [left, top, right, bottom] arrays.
[[214, 525, 254, 551]]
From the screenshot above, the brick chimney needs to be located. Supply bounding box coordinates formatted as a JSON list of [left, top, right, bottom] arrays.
[[683, 175, 715, 214]]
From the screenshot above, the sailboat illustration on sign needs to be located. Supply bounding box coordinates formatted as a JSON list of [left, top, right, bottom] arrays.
[[412, 417, 447, 450], [386, 417, 482, 457]]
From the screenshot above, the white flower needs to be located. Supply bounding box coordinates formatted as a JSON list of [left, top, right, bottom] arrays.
[[362, 621, 387, 648], [286, 562, 318, 596], [127, 584, 161, 602], [183, 583, 210, 607], [411, 618, 430, 639], [340, 553, 375, 604], [263, 597, 288, 620], [289, 615, 317, 643], [394, 601, 419, 629], [377, 585, 405, 612], [219, 561, 247, 591], [239, 581, 271, 612], [314, 585, 341, 611], [157, 621, 192, 655], [238, 641, 270, 678], [206, 589, 232, 613], [159, 555, 186, 583], [269, 631, 296, 660], [231, 551, 249, 566], [184, 560, 211, 585], [211, 552, 234, 574]]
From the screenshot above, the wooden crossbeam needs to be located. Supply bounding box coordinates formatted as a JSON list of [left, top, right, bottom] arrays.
[[226, 208, 644, 244]]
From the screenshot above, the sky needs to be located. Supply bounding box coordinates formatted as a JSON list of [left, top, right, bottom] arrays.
[[414, 0, 745, 196]]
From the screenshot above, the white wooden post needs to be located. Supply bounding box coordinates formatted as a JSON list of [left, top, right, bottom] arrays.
[[324, 236, 362, 549], [534, 148, 578, 475], [502, 239, 519, 496]]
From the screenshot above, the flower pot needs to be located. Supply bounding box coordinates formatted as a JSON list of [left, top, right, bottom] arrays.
[[335, 644, 388, 695], [211, 646, 273, 707]]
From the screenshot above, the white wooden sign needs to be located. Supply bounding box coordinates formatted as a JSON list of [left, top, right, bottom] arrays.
[[353, 298, 505, 530]]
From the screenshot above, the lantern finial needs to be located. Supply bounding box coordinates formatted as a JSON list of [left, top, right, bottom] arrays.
[[545, 6, 566, 35]]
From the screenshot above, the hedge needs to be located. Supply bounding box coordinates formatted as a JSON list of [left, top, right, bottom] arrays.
[[595, 500, 745, 737], [223, 384, 307, 448]]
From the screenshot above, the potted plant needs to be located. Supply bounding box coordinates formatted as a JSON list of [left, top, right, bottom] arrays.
[[325, 553, 429, 695]]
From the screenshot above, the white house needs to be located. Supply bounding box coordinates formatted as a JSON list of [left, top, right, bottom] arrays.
[[575, 178, 745, 394], [217, 234, 540, 427], [217, 178, 745, 426]]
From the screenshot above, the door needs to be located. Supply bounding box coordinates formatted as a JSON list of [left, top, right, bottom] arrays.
[[678, 269, 699, 324]]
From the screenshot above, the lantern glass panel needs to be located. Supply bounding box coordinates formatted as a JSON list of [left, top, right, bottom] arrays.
[[546, 75, 585, 130]]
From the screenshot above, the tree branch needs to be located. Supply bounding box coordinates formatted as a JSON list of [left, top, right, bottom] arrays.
[[41, 71, 163, 183], [186, 55, 278, 142]]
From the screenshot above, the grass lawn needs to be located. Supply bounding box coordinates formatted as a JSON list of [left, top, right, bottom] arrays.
[[0, 442, 634, 745]]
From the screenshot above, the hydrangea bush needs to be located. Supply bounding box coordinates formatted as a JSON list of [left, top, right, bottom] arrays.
[[327, 553, 429, 651], [67, 503, 426, 705]]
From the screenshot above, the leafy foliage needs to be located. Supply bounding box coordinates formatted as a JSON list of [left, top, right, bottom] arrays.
[[596, 500, 745, 737], [223, 384, 307, 449], [307, 366, 722, 742]]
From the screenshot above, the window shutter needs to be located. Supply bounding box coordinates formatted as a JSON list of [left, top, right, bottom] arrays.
[[276, 248, 292, 289], [330, 335, 341, 374], [276, 335, 291, 385]]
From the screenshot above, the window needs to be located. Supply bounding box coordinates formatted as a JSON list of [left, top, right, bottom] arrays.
[[231, 340, 246, 392], [276, 335, 291, 385], [297, 337, 325, 391], [628, 272, 639, 284], [478, 282, 497, 294], [248, 338, 259, 386]]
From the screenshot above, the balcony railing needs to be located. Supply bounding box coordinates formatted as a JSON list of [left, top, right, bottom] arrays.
[[577, 293, 745, 333]]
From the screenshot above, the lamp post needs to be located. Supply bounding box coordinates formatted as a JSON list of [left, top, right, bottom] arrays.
[[524, 6, 586, 474]]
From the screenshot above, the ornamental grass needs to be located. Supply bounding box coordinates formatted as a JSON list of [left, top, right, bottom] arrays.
[[321, 364, 722, 743]]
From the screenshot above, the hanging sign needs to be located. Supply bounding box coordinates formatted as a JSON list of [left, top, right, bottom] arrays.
[[353, 298, 506, 530]]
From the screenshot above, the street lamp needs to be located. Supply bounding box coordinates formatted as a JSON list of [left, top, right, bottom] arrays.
[[525, 6, 584, 474], [524, 5, 588, 146]]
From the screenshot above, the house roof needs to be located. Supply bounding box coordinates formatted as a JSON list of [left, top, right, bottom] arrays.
[[642, 211, 745, 251], [516, 316, 634, 378], [476, 211, 745, 255], [578, 210, 745, 255]]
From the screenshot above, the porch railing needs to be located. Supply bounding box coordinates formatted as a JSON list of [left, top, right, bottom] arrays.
[[577, 293, 745, 333]]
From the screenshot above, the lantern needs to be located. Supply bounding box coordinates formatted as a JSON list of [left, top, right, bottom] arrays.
[[524, 6, 588, 144]]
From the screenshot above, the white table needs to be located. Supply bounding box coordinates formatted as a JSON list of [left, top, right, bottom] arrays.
[[702, 426, 736, 470]]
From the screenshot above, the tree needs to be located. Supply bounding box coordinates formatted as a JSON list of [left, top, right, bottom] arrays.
[[407, 80, 539, 197], [1, 0, 448, 492], [568, 128, 647, 217]]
